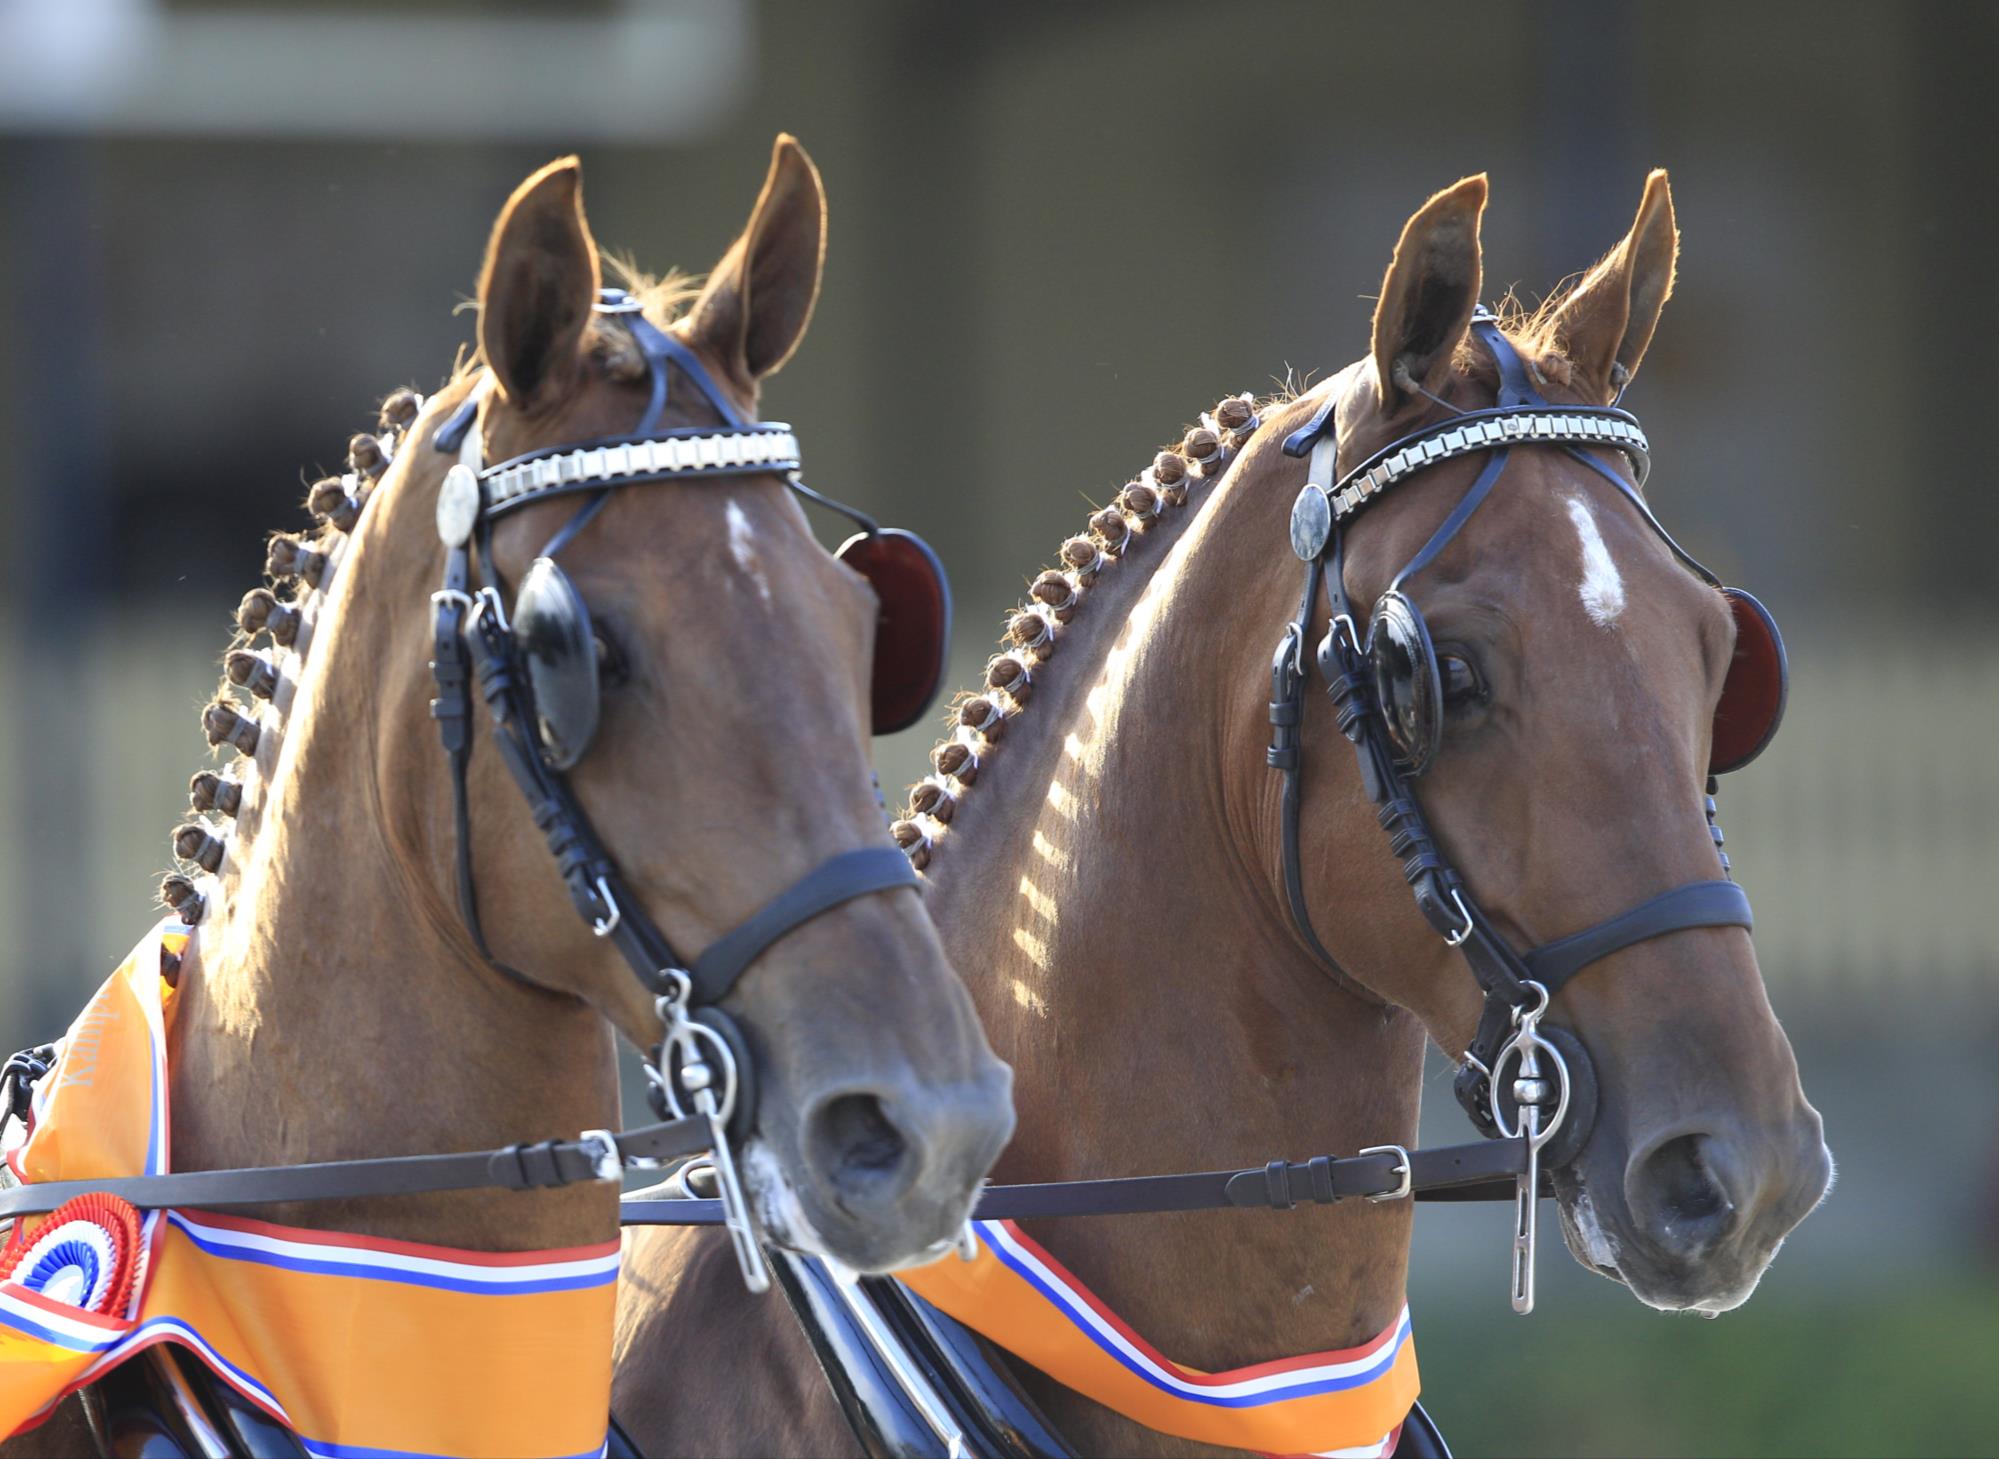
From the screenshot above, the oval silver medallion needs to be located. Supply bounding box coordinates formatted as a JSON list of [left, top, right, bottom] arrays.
[[436, 464, 481, 548], [1290, 484, 1332, 561]]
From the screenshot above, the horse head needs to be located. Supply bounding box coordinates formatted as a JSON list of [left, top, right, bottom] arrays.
[[1274, 172, 1830, 1312]]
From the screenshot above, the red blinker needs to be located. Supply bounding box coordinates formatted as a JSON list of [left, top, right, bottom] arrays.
[[837, 529, 953, 735], [1710, 588, 1787, 775]]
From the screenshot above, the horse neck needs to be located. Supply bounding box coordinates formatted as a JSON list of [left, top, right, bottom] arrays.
[[928, 431, 1428, 1369], [919, 538, 1200, 906], [166, 448, 619, 1251]]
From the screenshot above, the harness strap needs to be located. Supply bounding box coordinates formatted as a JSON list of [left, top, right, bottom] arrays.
[[1387, 445, 1511, 593], [460, 587, 679, 997], [430, 544, 551, 995], [1267, 574, 1381, 1005], [1561, 443, 1720, 586], [0, 1117, 710, 1219], [618, 1134, 1539, 1229], [1471, 311, 1538, 408], [1265, 451, 1386, 1004], [1523, 879, 1753, 995], [632, 312, 747, 429], [688, 848, 920, 1006]]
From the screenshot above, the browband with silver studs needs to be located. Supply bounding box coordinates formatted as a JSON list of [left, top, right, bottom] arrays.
[[1312, 408, 1649, 522], [479, 426, 802, 518]]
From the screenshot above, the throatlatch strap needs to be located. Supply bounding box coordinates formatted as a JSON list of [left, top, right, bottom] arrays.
[[687, 847, 921, 1005], [1522, 879, 1753, 995]]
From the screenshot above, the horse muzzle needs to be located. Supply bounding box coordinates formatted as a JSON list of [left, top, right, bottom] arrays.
[[1557, 1104, 1832, 1312]]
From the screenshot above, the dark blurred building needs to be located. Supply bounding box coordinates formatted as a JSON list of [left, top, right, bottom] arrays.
[[0, 5, 1993, 1454]]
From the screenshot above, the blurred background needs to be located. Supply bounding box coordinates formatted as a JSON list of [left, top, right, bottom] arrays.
[[0, 1, 1992, 1454]]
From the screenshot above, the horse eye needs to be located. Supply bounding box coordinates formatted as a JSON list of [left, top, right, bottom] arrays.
[[1440, 654, 1485, 708], [594, 632, 629, 689]]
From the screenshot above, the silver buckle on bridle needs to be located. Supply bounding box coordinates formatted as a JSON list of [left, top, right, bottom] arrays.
[[649, 973, 771, 1294], [1358, 1144, 1413, 1202], [1488, 981, 1571, 1314], [576, 1128, 623, 1185]]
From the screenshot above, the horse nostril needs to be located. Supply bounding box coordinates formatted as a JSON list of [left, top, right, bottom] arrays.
[[1627, 1132, 1738, 1259], [804, 1093, 914, 1209]]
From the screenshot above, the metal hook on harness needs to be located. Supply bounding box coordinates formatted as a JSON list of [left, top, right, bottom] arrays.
[[1271, 622, 1305, 688], [470, 583, 510, 633], [1443, 887, 1475, 947], [589, 877, 621, 939]]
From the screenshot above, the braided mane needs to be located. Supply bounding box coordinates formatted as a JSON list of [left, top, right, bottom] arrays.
[[161, 285, 712, 931], [158, 389, 422, 928], [889, 391, 1272, 871]]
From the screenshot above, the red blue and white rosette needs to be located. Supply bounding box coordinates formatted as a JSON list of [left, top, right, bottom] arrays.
[[0, 1194, 141, 1317]]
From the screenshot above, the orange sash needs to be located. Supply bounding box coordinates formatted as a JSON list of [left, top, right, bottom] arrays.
[[0, 921, 616, 1459], [899, 1219, 1418, 1457]]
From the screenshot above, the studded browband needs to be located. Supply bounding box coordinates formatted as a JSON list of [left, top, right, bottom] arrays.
[[478, 428, 802, 513], [1281, 363, 1649, 512], [433, 289, 807, 509]]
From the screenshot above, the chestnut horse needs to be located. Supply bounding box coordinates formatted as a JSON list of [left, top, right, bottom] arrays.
[[8, 139, 1010, 1454], [611, 172, 1829, 1456]]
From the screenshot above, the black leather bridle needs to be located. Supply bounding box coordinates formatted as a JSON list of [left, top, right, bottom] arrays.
[[0, 295, 942, 1300], [609, 320, 1797, 1459], [1266, 308, 1781, 1308], [624, 315, 1788, 1328], [424, 289, 933, 1290]]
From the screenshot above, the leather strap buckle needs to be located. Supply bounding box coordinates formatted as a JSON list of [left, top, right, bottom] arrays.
[[578, 1129, 623, 1184], [1359, 1144, 1412, 1202]]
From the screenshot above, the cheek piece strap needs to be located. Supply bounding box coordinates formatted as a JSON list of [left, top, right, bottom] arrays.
[[1270, 310, 1760, 1201], [426, 291, 919, 1293]]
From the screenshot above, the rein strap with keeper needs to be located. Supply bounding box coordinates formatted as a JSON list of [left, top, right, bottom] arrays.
[[0, 1115, 712, 1220], [619, 1134, 1541, 1231]]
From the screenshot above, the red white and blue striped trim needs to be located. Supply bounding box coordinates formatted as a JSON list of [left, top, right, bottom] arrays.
[[163, 1211, 620, 1297], [978, 1219, 1414, 1409]]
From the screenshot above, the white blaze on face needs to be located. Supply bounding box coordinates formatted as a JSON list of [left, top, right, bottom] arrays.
[[725, 499, 772, 603], [1564, 494, 1627, 628]]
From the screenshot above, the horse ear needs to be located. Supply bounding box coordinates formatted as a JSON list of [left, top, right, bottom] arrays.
[[686, 134, 827, 395], [1372, 175, 1487, 409], [477, 156, 601, 410], [1545, 169, 1678, 402]]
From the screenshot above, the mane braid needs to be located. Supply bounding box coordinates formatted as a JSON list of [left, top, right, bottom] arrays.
[[160, 387, 422, 927], [160, 267, 704, 925], [891, 392, 1268, 871]]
